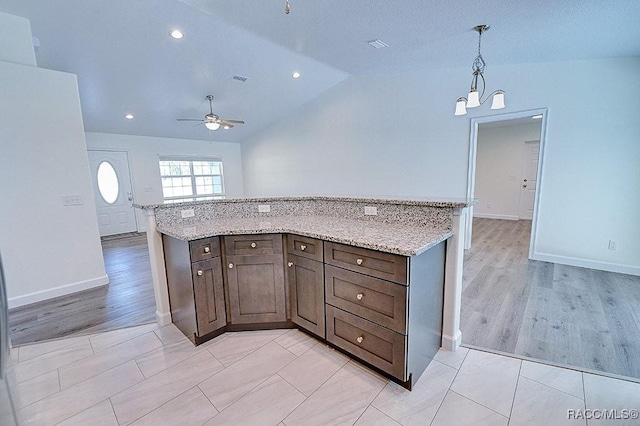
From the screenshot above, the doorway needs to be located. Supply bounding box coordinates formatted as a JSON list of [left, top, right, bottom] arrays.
[[464, 109, 548, 253], [88, 150, 138, 236]]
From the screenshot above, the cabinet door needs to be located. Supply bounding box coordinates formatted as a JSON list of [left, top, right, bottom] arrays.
[[192, 258, 226, 336], [287, 254, 325, 338], [226, 254, 286, 324]]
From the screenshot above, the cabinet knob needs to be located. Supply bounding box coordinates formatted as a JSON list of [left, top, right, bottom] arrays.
[[287, 262, 294, 267], [197, 270, 203, 276], [228, 263, 234, 269], [204, 246, 210, 253], [251, 242, 257, 248], [300, 244, 307, 251], [356, 336, 364, 344], [356, 258, 363, 265], [356, 293, 364, 300]]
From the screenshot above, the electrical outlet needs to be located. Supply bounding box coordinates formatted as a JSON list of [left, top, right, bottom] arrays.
[[62, 195, 83, 206], [181, 209, 195, 218], [364, 206, 378, 216], [258, 205, 271, 213], [608, 240, 617, 250]]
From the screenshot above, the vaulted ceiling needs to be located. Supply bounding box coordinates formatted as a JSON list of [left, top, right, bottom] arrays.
[[2, 0, 639, 142]]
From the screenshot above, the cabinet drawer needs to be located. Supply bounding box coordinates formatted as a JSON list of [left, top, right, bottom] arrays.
[[324, 242, 408, 285], [287, 234, 323, 261], [224, 234, 283, 256], [189, 237, 220, 263], [325, 265, 407, 334], [326, 305, 407, 380]]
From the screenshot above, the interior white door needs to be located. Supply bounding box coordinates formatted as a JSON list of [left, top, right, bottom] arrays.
[[518, 141, 540, 220], [88, 150, 137, 236]]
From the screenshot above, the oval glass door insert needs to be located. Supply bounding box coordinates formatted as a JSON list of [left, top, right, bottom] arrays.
[[97, 161, 119, 204]]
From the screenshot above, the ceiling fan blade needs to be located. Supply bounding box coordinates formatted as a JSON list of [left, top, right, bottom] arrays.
[[221, 119, 245, 124], [176, 118, 204, 122], [193, 122, 204, 128]]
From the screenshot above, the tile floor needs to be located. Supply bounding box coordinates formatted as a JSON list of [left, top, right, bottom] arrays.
[[5, 323, 640, 425]]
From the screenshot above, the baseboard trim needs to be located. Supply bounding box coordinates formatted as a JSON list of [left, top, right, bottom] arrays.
[[533, 253, 640, 277], [155, 310, 172, 326], [441, 331, 462, 351], [473, 213, 520, 220], [8, 274, 110, 309]]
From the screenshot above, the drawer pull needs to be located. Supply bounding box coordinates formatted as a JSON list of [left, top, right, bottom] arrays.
[[197, 270, 203, 276], [300, 244, 307, 251], [228, 263, 234, 269], [250, 242, 257, 248], [356, 293, 364, 301], [287, 262, 294, 267], [356, 258, 363, 265], [356, 336, 364, 344], [203, 246, 210, 253]]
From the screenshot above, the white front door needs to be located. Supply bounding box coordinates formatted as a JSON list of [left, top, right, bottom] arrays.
[[518, 141, 540, 220], [88, 150, 137, 236]]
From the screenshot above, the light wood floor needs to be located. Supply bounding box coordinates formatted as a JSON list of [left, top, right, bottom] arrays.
[[461, 218, 640, 380], [8, 233, 156, 346]]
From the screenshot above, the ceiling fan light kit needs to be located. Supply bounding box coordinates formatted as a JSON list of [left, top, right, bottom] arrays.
[[454, 25, 505, 116], [177, 94, 245, 131]]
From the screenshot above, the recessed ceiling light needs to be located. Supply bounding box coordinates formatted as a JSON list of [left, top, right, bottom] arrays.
[[125, 114, 134, 120], [169, 29, 183, 39], [531, 114, 543, 119], [292, 72, 301, 79]]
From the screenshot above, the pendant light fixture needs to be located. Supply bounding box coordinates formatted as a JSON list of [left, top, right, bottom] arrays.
[[284, 0, 291, 14], [455, 25, 505, 116]]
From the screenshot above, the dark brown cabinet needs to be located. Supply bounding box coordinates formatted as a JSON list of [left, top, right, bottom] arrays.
[[163, 236, 226, 343], [323, 240, 445, 388], [162, 231, 445, 390], [287, 234, 325, 338], [224, 234, 287, 324], [192, 258, 226, 336]]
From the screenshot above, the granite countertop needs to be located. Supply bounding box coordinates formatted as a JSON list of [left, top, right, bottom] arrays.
[[135, 195, 475, 210], [157, 215, 452, 257]]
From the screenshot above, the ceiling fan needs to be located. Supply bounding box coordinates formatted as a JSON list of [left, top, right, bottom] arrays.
[[177, 95, 245, 130]]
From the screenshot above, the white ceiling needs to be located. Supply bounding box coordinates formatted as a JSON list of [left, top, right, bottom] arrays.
[[1, 0, 639, 142]]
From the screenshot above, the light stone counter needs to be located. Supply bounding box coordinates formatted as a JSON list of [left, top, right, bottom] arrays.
[[136, 195, 475, 351], [157, 215, 452, 257]]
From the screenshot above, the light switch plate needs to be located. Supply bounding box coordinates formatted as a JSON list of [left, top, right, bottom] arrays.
[[181, 209, 195, 218], [62, 195, 83, 206], [364, 206, 378, 216]]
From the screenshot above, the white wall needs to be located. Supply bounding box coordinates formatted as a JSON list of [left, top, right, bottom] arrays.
[[0, 61, 108, 307], [85, 132, 244, 230], [474, 124, 541, 219], [241, 57, 640, 275], [0, 11, 36, 66]]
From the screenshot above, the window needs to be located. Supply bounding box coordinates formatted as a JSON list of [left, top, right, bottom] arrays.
[[159, 158, 225, 203]]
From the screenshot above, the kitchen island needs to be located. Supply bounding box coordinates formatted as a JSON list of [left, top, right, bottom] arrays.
[[136, 196, 473, 389]]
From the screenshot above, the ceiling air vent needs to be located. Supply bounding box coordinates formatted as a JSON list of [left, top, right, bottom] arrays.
[[366, 39, 389, 49], [231, 74, 249, 83]]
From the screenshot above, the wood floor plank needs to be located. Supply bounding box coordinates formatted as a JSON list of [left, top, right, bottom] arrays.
[[461, 218, 640, 380], [9, 233, 156, 345]]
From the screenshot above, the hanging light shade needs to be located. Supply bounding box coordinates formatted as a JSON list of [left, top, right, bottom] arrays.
[[205, 121, 220, 131], [467, 90, 481, 108], [455, 98, 468, 116], [454, 25, 505, 116], [490, 91, 505, 109]]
